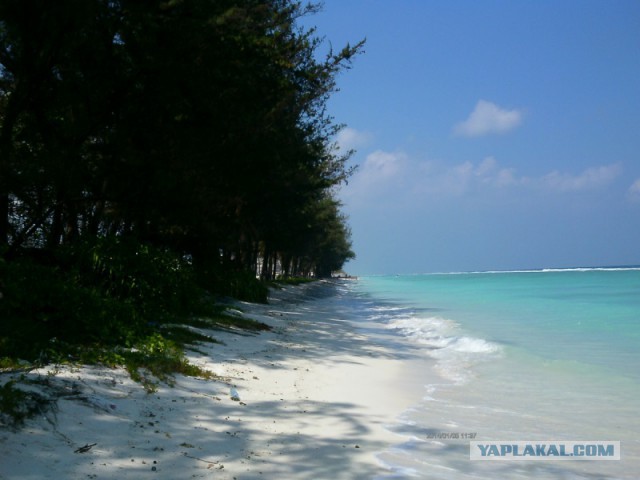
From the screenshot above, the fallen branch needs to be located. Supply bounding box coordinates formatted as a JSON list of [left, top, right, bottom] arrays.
[[74, 443, 97, 453]]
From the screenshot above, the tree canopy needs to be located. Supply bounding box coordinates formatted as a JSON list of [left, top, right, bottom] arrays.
[[0, 0, 360, 282]]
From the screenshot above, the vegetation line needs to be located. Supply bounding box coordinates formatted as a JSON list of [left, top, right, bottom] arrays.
[[0, 0, 362, 423]]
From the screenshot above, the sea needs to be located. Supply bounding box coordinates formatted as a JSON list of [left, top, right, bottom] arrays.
[[330, 268, 640, 479]]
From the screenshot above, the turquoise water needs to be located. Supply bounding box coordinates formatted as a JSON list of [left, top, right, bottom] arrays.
[[345, 269, 640, 479]]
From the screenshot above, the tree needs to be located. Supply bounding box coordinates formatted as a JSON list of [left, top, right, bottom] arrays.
[[0, 0, 362, 283]]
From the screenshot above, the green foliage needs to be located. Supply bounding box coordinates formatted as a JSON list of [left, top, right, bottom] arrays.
[[0, 357, 23, 370], [0, 381, 52, 429], [68, 236, 202, 321], [0, 237, 208, 361], [118, 333, 215, 393], [0, 0, 362, 391], [0, 238, 272, 394], [0, 0, 360, 280], [0, 256, 144, 359], [225, 270, 269, 303], [198, 266, 269, 303]]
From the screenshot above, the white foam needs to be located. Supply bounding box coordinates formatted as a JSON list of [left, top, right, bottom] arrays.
[[385, 315, 501, 384], [445, 336, 500, 354], [427, 266, 640, 275]]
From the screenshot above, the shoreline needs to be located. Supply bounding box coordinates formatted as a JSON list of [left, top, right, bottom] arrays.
[[0, 281, 432, 479]]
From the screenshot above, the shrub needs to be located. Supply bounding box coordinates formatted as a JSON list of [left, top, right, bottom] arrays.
[[0, 381, 53, 429], [0, 256, 144, 359], [66, 236, 202, 321], [198, 266, 268, 303]]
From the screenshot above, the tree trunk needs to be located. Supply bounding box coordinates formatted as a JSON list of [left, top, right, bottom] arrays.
[[0, 193, 8, 250], [260, 248, 270, 281], [48, 202, 64, 248]]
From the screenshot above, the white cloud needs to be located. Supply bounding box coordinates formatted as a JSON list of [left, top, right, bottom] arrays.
[[359, 150, 404, 180], [343, 150, 407, 202], [627, 178, 640, 202], [336, 127, 373, 152], [540, 164, 622, 192], [494, 167, 518, 187], [475, 157, 519, 187], [417, 160, 472, 196], [343, 146, 622, 208], [415, 156, 519, 195], [475, 156, 498, 176], [454, 100, 523, 137]]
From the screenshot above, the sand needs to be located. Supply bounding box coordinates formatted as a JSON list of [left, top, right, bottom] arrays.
[[0, 282, 433, 479]]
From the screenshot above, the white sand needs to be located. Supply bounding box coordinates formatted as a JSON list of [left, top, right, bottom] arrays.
[[0, 282, 434, 479]]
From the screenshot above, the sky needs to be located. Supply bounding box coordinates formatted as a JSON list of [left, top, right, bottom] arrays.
[[300, 0, 640, 275]]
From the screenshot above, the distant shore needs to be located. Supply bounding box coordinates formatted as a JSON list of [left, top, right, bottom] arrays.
[[0, 281, 430, 479]]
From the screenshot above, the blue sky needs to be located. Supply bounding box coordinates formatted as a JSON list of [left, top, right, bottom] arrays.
[[302, 0, 640, 274]]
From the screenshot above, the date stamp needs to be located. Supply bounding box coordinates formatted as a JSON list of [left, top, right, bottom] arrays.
[[426, 432, 478, 440]]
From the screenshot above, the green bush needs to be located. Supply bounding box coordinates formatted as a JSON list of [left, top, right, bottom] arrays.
[[0, 256, 144, 359], [0, 237, 267, 392], [0, 237, 208, 360], [0, 381, 52, 429], [227, 270, 269, 303], [66, 236, 202, 321], [197, 266, 268, 303]]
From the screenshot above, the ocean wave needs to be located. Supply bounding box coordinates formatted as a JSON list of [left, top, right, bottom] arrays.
[[427, 266, 640, 275], [443, 336, 500, 354], [386, 315, 501, 384], [539, 266, 640, 272]]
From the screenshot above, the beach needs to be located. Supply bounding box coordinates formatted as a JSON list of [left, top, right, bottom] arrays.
[[3, 272, 637, 479], [0, 281, 432, 479]]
